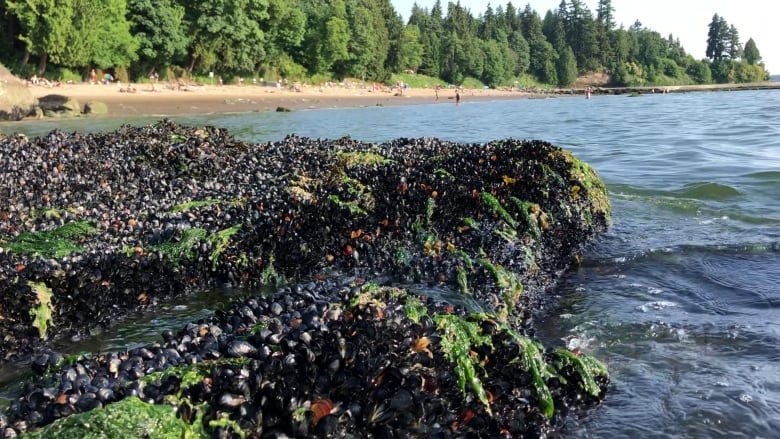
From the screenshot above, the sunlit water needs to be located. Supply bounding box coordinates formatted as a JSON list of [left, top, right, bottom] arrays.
[[3, 89, 780, 437]]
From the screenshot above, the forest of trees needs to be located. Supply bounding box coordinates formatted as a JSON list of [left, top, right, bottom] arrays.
[[0, 0, 770, 88]]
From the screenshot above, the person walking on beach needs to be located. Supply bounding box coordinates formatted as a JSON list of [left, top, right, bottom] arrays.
[[455, 91, 461, 105], [89, 69, 96, 84], [435, 84, 440, 101]]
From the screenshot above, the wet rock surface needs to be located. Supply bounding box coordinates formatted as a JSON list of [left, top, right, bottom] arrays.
[[0, 120, 610, 436], [0, 64, 36, 121]]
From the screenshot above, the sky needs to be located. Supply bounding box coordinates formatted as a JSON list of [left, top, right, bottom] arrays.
[[391, 0, 776, 74]]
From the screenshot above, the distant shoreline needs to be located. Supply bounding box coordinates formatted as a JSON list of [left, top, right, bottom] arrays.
[[19, 81, 780, 120]]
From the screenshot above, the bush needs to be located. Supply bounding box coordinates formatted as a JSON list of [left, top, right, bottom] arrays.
[[46, 66, 83, 83], [114, 66, 129, 84]]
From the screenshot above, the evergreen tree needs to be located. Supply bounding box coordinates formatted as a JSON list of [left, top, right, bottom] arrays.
[[706, 14, 728, 61], [397, 24, 424, 72], [557, 45, 577, 86], [727, 24, 741, 60], [522, 5, 557, 84], [596, 0, 615, 30], [743, 37, 761, 65]]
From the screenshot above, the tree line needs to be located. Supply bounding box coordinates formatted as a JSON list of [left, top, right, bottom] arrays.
[[0, 0, 769, 87]]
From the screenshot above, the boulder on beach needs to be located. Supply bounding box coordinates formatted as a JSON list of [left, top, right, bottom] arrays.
[[0, 64, 36, 121], [37, 94, 81, 117], [83, 100, 108, 115]]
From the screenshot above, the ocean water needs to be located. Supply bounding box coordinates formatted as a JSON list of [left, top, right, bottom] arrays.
[[3, 90, 780, 437]]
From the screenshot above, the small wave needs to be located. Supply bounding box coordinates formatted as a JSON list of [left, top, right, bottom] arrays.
[[674, 182, 741, 200], [637, 300, 678, 312]]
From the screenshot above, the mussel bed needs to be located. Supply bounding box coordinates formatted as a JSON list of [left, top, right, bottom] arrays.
[[0, 120, 610, 437]]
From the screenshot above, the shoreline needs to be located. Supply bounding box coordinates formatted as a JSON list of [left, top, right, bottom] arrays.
[[15, 80, 780, 120], [24, 82, 549, 117]]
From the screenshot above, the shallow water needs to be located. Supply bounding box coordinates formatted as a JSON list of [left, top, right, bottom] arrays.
[[3, 89, 780, 437]]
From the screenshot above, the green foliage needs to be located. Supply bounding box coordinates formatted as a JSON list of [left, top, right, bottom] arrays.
[[20, 396, 207, 438], [391, 72, 446, 89], [185, 0, 269, 73], [743, 38, 761, 66], [397, 24, 425, 72], [686, 60, 712, 84], [557, 46, 577, 87], [2, 0, 759, 87], [128, 0, 188, 71], [459, 76, 486, 89], [434, 314, 493, 415], [1, 221, 97, 259], [28, 281, 54, 339]]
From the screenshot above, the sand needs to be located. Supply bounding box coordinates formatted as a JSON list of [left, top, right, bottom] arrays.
[[25, 81, 547, 117]]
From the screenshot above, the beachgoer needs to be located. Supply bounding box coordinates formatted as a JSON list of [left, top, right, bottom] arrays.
[[149, 70, 157, 91], [218, 75, 223, 86], [455, 91, 461, 105], [89, 69, 96, 84]]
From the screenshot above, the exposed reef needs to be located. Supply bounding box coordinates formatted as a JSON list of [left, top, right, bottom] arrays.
[[0, 121, 610, 437]]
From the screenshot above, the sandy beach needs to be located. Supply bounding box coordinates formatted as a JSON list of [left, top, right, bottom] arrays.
[[25, 81, 544, 117]]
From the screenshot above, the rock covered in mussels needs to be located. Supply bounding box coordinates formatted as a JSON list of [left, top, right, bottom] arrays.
[[0, 120, 609, 361], [6, 281, 608, 438], [0, 120, 611, 436]]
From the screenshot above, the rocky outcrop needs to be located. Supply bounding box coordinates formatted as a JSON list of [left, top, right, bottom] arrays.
[[0, 64, 36, 121], [37, 94, 81, 117], [0, 121, 610, 437]]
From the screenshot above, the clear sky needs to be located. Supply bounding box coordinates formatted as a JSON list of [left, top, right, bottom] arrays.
[[391, 0, 776, 74]]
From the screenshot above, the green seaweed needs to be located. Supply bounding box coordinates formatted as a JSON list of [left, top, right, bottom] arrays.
[[504, 330, 555, 419], [349, 282, 386, 308], [394, 246, 412, 269], [462, 217, 480, 231], [207, 224, 242, 270], [480, 192, 518, 229], [509, 197, 542, 240], [434, 314, 493, 415], [456, 266, 470, 295], [28, 281, 54, 339], [260, 253, 284, 287], [425, 197, 435, 226], [336, 150, 392, 168], [2, 221, 97, 258], [327, 195, 368, 216], [143, 358, 250, 389], [147, 228, 208, 266], [552, 348, 608, 399], [477, 252, 523, 308], [402, 295, 428, 323], [170, 198, 221, 213], [20, 396, 207, 438], [209, 413, 246, 439], [434, 168, 455, 180]]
